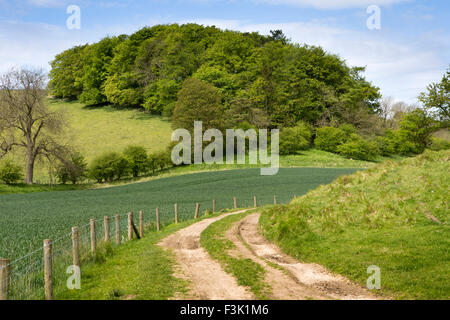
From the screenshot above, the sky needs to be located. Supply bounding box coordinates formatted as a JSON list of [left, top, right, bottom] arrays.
[[0, 0, 448, 104]]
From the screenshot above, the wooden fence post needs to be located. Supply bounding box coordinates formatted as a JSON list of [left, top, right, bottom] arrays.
[[0, 258, 10, 300], [72, 227, 80, 269], [90, 219, 96, 254], [274, 195, 277, 205], [43, 239, 53, 300], [254, 195, 257, 208], [128, 212, 133, 240], [174, 203, 178, 224], [139, 211, 144, 238], [104, 216, 110, 243], [156, 208, 160, 231], [213, 199, 216, 213], [195, 203, 200, 219], [233, 197, 237, 209], [115, 214, 120, 245]]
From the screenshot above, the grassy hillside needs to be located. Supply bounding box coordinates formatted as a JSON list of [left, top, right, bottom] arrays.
[[2, 100, 172, 183], [260, 150, 450, 299], [0, 167, 358, 260], [2, 99, 392, 188]]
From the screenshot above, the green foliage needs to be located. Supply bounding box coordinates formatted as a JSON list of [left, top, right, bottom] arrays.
[[49, 24, 380, 127], [89, 152, 130, 183], [171, 78, 224, 131], [314, 126, 348, 153], [279, 122, 312, 155], [0, 161, 23, 184], [336, 133, 379, 161], [396, 109, 438, 155], [419, 66, 449, 123], [56, 152, 87, 184], [123, 146, 149, 177]]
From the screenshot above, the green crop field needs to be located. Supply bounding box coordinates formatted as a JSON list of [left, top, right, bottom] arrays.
[[0, 167, 359, 260]]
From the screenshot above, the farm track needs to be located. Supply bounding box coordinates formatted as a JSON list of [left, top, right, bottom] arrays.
[[158, 210, 254, 300], [160, 211, 377, 300]]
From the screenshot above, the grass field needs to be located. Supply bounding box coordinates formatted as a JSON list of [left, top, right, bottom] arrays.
[[0, 167, 358, 260], [260, 150, 450, 299]]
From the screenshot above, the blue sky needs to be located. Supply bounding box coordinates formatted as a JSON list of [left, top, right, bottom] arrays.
[[0, 0, 448, 103]]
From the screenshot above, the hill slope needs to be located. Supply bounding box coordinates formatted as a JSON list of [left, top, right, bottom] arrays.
[[260, 150, 450, 299]]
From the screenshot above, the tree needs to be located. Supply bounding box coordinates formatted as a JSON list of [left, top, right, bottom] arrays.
[[88, 152, 130, 183], [0, 68, 69, 184], [419, 66, 449, 124], [171, 78, 224, 132], [123, 145, 148, 177], [396, 109, 438, 154]]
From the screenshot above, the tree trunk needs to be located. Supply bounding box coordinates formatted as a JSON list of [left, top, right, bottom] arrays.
[[25, 150, 35, 185]]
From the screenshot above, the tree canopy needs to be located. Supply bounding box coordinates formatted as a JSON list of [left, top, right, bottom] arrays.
[[48, 23, 381, 128]]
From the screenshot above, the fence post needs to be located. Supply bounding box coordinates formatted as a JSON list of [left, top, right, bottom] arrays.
[[195, 203, 200, 219], [128, 212, 133, 240], [234, 197, 237, 209], [139, 211, 144, 238], [156, 208, 160, 231], [72, 227, 80, 269], [174, 203, 178, 224], [43, 239, 53, 300], [254, 195, 257, 208], [115, 214, 121, 245], [213, 199, 216, 213], [0, 258, 10, 300], [274, 195, 277, 205], [104, 216, 110, 243], [90, 219, 96, 254]]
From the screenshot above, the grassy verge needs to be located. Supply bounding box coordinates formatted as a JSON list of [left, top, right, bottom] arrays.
[[57, 211, 233, 300], [200, 211, 272, 299], [260, 150, 450, 300]]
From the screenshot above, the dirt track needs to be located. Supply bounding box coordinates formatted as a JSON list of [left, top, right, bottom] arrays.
[[158, 210, 253, 300], [159, 211, 377, 300]]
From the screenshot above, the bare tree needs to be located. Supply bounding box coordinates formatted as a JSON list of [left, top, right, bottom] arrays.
[[0, 68, 69, 184]]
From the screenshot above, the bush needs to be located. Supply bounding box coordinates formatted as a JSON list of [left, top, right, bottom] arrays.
[[314, 126, 348, 153], [336, 133, 379, 161], [56, 152, 87, 184], [0, 161, 23, 184], [89, 152, 130, 183], [396, 109, 438, 155], [123, 145, 149, 177], [279, 122, 312, 155]]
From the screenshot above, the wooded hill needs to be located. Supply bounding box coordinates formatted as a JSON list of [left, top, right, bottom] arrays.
[[49, 23, 380, 128]]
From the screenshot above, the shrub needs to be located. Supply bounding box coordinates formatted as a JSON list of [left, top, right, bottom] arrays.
[[123, 145, 148, 177], [56, 152, 87, 184], [0, 161, 23, 184], [279, 122, 312, 155], [89, 152, 130, 183], [336, 133, 379, 161], [429, 137, 450, 151], [396, 109, 438, 155], [314, 126, 347, 153]]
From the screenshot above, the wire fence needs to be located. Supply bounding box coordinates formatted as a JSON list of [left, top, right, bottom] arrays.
[[0, 194, 294, 300]]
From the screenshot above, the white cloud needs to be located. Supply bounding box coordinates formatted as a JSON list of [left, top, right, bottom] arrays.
[[249, 0, 410, 9]]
